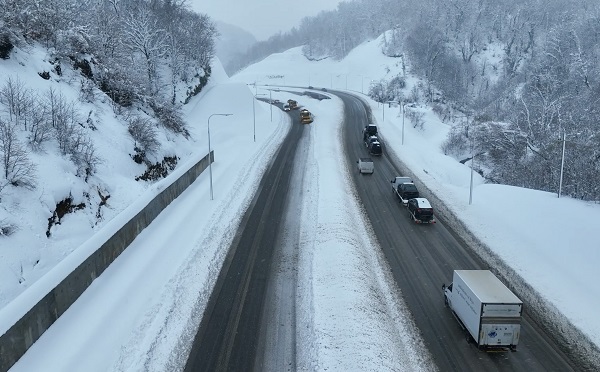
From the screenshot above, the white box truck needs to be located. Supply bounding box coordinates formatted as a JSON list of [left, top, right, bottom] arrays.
[[357, 158, 374, 174], [442, 270, 522, 351]]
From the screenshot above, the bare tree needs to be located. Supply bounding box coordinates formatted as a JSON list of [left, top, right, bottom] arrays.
[[51, 97, 79, 155], [407, 109, 425, 130], [128, 116, 160, 155], [69, 133, 101, 182], [122, 6, 168, 96], [0, 119, 36, 192], [368, 80, 387, 103], [78, 77, 95, 103], [0, 76, 33, 130], [26, 100, 53, 150]]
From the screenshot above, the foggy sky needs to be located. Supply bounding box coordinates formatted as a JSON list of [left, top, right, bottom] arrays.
[[189, 0, 345, 41]]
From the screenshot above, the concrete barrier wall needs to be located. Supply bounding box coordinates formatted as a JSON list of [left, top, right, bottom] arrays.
[[0, 151, 214, 372]]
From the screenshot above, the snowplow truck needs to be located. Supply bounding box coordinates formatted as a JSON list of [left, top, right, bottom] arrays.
[[300, 109, 313, 124]]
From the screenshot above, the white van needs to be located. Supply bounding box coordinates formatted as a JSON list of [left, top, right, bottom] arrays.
[[357, 158, 374, 174]]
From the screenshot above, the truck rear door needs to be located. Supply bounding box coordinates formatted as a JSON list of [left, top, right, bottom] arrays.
[[479, 321, 520, 348]]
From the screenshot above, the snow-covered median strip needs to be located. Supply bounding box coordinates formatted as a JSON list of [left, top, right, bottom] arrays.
[[296, 96, 434, 371]]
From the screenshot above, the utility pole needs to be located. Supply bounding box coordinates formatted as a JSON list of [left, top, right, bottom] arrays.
[[558, 131, 566, 198]]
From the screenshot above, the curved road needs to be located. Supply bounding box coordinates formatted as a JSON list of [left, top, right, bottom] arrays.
[[335, 90, 581, 371], [185, 91, 585, 371]]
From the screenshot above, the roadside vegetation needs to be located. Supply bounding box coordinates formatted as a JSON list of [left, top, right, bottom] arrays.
[[0, 0, 217, 204], [234, 0, 600, 201]]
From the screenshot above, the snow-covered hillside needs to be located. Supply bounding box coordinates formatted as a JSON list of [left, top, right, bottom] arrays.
[[0, 45, 227, 309], [232, 33, 600, 355], [2, 31, 599, 370]]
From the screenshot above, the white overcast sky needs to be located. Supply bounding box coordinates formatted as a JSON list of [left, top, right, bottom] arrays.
[[189, 0, 345, 41]]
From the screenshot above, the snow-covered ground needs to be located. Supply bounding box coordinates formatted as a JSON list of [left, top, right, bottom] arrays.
[[2, 32, 599, 370], [232, 35, 600, 353], [3, 46, 432, 370], [0, 46, 232, 309]]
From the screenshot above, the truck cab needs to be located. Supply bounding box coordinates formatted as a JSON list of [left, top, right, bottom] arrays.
[[392, 176, 412, 185], [287, 99, 298, 110], [363, 124, 377, 140]]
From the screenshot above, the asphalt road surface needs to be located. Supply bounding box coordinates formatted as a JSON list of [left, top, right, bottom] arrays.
[[334, 90, 583, 371], [184, 107, 306, 372], [185, 92, 587, 371]]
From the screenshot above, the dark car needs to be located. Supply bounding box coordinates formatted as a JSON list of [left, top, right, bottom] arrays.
[[397, 183, 419, 200], [363, 124, 378, 140], [369, 141, 382, 156], [407, 198, 436, 224], [365, 135, 379, 148]]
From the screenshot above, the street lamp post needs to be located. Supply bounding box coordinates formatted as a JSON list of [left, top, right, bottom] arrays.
[[256, 88, 273, 122], [558, 131, 566, 198], [208, 113, 232, 200], [253, 93, 268, 142], [402, 103, 405, 145], [469, 149, 475, 205], [558, 131, 580, 198], [269, 90, 272, 122]]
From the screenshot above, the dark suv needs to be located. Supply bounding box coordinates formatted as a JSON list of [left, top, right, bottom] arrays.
[[407, 198, 435, 224], [398, 183, 419, 200], [369, 141, 382, 156]]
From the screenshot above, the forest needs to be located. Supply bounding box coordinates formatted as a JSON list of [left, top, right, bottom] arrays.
[[235, 0, 600, 201], [1, 0, 599, 200]]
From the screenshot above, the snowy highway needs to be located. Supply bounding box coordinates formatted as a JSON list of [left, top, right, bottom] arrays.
[[7, 86, 591, 371], [8, 86, 432, 371], [336, 91, 581, 370]]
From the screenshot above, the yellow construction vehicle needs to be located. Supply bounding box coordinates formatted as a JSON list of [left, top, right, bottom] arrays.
[[300, 108, 313, 124]]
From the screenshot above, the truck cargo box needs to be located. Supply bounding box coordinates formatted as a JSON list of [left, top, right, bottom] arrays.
[[443, 270, 522, 351]]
